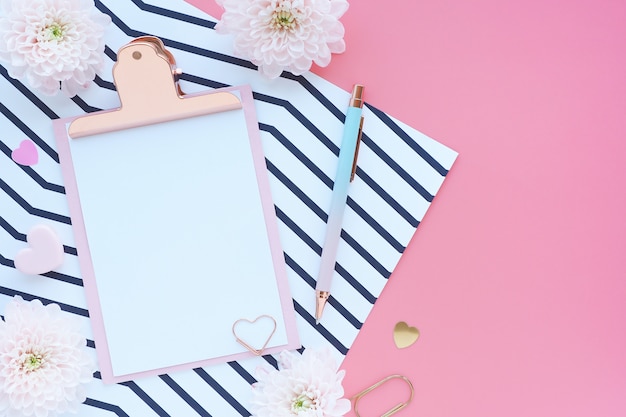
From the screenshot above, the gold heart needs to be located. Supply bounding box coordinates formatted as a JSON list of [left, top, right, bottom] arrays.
[[232, 315, 277, 356], [393, 321, 419, 349]]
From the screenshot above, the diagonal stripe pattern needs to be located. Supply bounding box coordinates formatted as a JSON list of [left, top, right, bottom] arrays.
[[0, 1, 457, 415]]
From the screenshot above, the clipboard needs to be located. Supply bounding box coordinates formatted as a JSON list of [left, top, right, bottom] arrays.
[[52, 37, 300, 384]]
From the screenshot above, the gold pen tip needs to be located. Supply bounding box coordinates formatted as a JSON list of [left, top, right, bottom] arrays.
[[315, 290, 330, 324]]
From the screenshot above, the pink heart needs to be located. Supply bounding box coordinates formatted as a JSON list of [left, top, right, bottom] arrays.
[[15, 225, 65, 275], [11, 139, 39, 166]]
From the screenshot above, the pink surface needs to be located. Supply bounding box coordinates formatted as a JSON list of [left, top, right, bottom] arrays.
[[189, 1, 626, 415]]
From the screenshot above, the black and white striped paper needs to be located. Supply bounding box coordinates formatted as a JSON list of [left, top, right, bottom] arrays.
[[0, 0, 457, 415]]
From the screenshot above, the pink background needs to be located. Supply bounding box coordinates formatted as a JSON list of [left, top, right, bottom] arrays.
[[188, 1, 626, 415]]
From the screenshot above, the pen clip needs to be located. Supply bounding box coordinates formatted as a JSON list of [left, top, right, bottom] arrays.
[[350, 116, 364, 182]]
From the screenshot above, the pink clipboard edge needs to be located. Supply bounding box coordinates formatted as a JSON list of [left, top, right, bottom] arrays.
[[53, 84, 300, 384]]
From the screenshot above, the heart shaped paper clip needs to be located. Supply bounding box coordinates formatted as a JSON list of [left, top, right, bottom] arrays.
[[232, 315, 277, 356], [352, 375, 414, 417]]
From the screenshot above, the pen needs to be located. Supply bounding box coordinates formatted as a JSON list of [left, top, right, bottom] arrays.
[[315, 84, 364, 324]]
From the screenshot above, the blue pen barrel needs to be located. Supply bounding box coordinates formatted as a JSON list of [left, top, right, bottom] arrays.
[[316, 104, 363, 292]]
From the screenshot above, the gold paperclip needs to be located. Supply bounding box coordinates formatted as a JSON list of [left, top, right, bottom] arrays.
[[352, 375, 414, 417], [231, 315, 277, 356]]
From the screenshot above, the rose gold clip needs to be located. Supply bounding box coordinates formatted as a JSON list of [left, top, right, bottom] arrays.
[[352, 375, 415, 417], [232, 315, 277, 356], [68, 36, 242, 139]]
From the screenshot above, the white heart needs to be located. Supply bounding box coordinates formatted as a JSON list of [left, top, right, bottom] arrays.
[[15, 225, 65, 275]]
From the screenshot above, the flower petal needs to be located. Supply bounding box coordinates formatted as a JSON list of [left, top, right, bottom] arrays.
[[0, 0, 110, 95], [0, 296, 95, 416], [215, 0, 347, 78]]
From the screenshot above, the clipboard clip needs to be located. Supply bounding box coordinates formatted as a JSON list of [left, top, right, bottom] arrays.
[[68, 36, 242, 138], [131, 36, 185, 95], [352, 374, 415, 417]]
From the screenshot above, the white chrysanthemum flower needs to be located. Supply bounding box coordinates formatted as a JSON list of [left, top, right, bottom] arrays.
[[216, 0, 348, 79], [0, 296, 96, 417], [0, 0, 111, 96], [251, 348, 351, 417]]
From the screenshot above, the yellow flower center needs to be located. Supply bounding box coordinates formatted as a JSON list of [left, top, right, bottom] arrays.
[[291, 392, 317, 414], [22, 352, 45, 372], [272, 9, 297, 30], [41, 22, 66, 41]]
